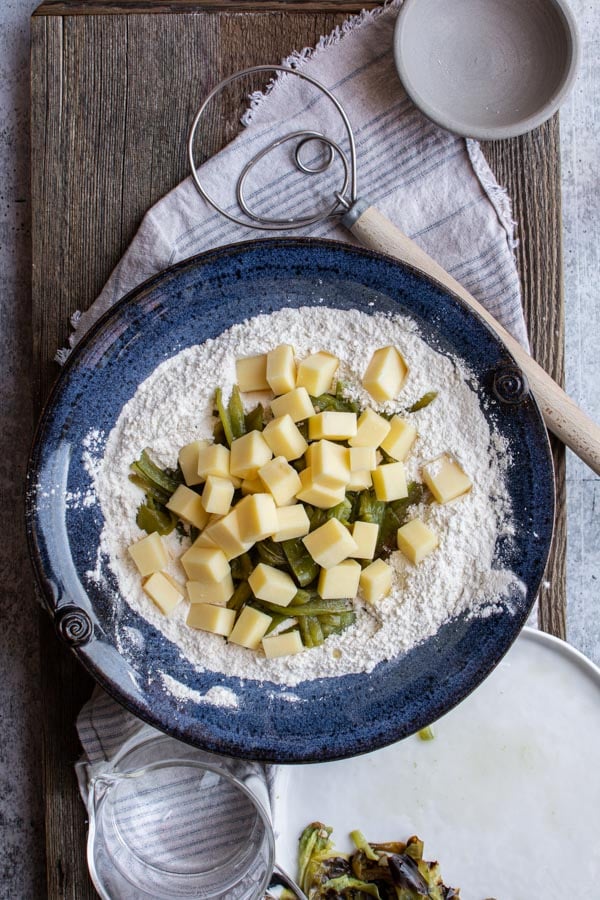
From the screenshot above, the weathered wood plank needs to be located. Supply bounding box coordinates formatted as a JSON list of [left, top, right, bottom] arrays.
[[35, 0, 384, 16], [482, 121, 567, 638], [31, 6, 566, 898]]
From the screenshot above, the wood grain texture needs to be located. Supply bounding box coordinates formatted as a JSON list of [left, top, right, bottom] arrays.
[[31, 4, 566, 897], [35, 0, 384, 15], [482, 123, 567, 638]]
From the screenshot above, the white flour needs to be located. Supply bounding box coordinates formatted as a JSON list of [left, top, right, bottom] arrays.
[[84, 307, 522, 690]]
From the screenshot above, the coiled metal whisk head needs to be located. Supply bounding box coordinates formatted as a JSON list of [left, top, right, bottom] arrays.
[[187, 65, 358, 230]]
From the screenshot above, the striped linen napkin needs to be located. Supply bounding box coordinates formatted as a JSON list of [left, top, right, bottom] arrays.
[[74, 0, 531, 858]]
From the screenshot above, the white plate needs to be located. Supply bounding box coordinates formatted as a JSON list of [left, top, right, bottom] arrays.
[[274, 628, 600, 898]]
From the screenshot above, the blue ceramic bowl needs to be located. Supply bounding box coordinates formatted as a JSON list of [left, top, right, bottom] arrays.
[[26, 239, 554, 763]]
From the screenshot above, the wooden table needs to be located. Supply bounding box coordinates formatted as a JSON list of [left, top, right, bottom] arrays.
[[30, 1, 566, 895]]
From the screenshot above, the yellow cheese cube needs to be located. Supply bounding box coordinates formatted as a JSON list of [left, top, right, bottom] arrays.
[[422, 454, 473, 504], [271, 504, 311, 542], [311, 439, 350, 489], [362, 346, 409, 401], [348, 407, 391, 448], [351, 521, 379, 559], [178, 440, 208, 486], [397, 518, 439, 564], [308, 411, 358, 441], [187, 572, 234, 605], [197, 443, 231, 481], [230, 431, 273, 479], [236, 493, 278, 542], [248, 563, 297, 607], [349, 447, 377, 471], [318, 559, 362, 599], [347, 446, 376, 491], [235, 354, 269, 392], [296, 468, 346, 509], [346, 469, 373, 491], [270, 387, 314, 423], [296, 351, 339, 396], [204, 510, 253, 560], [258, 457, 302, 507], [186, 603, 236, 636], [371, 462, 408, 502], [201, 475, 235, 515], [360, 558, 393, 603], [166, 484, 210, 530], [191, 530, 219, 549], [262, 630, 304, 658], [128, 532, 168, 576], [380, 416, 418, 461], [262, 414, 308, 461], [180, 546, 229, 582], [266, 344, 296, 395], [142, 571, 183, 615], [302, 518, 358, 569], [229, 606, 272, 649], [241, 476, 264, 495]]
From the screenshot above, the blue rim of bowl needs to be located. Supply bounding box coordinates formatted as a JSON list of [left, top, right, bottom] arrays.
[[25, 237, 555, 762], [393, 0, 580, 140]]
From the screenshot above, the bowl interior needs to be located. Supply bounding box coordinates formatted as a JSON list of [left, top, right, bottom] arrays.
[[26, 239, 554, 762], [394, 0, 578, 139]]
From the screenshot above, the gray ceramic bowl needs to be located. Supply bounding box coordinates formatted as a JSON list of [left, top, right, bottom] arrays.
[[393, 0, 580, 140]]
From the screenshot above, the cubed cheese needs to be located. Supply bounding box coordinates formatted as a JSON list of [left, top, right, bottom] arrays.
[[248, 563, 297, 607], [262, 630, 304, 658], [203, 510, 253, 560], [180, 546, 229, 582], [348, 407, 391, 448], [236, 493, 279, 542], [296, 351, 339, 396], [270, 387, 314, 423], [201, 475, 235, 515], [186, 603, 236, 636], [350, 521, 379, 559], [295, 468, 346, 509], [128, 532, 168, 576], [230, 431, 273, 479], [266, 344, 296, 395], [371, 461, 408, 502], [380, 416, 418, 461], [308, 411, 358, 441], [397, 518, 439, 564], [241, 476, 265, 495], [346, 469, 373, 491], [311, 439, 350, 489], [258, 456, 302, 507], [349, 447, 377, 471], [318, 559, 362, 599], [262, 414, 308, 461], [235, 354, 269, 392], [178, 440, 208, 486], [360, 558, 393, 603], [228, 606, 272, 649], [191, 530, 219, 549], [166, 484, 210, 530], [362, 346, 409, 401], [197, 443, 231, 481], [422, 454, 473, 504], [271, 504, 311, 542], [186, 572, 235, 605], [302, 518, 358, 569], [142, 571, 183, 615]]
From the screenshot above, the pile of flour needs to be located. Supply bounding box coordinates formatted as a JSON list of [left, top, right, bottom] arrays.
[[84, 307, 522, 689]]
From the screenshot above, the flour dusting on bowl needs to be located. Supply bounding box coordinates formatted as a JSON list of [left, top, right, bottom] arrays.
[[83, 306, 522, 688]]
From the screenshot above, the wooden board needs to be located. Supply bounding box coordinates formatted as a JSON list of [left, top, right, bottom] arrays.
[[30, 2, 566, 895]]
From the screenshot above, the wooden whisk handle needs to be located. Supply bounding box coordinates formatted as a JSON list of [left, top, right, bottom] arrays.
[[344, 201, 600, 476]]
